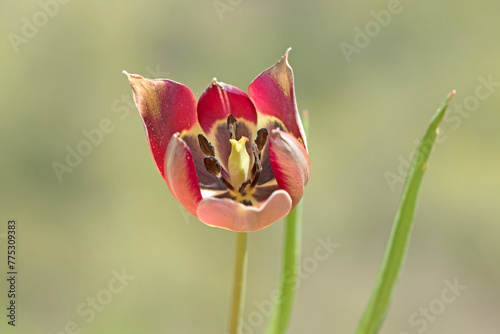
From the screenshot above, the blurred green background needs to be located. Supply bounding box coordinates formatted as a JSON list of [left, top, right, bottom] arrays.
[[1, 0, 499, 333]]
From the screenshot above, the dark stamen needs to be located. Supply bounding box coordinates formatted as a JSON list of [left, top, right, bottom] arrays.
[[204, 156, 221, 176], [220, 177, 235, 191], [250, 170, 260, 189], [198, 134, 215, 156], [204, 156, 235, 191], [238, 179, 251, 195], [249, 142, 262, 186], [250, 163, 257, 179], [252, 143, 262, 171], [255, 128, 268, 153], [227, 114, 237, 139]]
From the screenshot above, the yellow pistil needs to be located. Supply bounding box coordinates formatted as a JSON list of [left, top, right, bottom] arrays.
[[228, 136, 250, 190]]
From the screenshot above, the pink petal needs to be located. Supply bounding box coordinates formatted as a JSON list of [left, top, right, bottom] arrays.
[[248, 49, 308, 149], [165, 134, 203, 217], [125, 72, 198, 178], [268, 129, 310, 209], [197, 79, 257, 135], [197, 190, 292, 232]]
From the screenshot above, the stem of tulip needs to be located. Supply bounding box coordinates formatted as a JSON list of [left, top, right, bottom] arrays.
[[228, 232, 249, 334], [264, 204, 302, 334], [265, 111, 309, 334]]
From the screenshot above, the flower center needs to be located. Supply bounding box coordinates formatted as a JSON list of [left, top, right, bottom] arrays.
[[199, 115, 268, 206]]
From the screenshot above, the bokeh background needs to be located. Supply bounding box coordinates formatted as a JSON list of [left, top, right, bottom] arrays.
[[1, 0, 499, 333]]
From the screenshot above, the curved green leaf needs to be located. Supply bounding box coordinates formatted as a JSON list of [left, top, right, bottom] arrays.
[[355, 91, 456, 334]]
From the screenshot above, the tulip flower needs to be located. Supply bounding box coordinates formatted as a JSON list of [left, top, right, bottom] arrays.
[[124, 49, 309, 232]]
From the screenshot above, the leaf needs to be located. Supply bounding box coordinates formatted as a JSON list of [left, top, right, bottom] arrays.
[[355, 91, 456, 334]]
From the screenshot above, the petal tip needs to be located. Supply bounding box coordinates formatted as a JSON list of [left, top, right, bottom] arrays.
[[284, 47, 292, 59], [212, 78, 227, 89], [123, 71, 146, 82], [279, 47, 292, 68], [211, 78, 228, 89]]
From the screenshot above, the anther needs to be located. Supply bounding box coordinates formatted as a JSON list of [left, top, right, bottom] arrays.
[[248, 142, 262, 188], [252, 143, 262, 172], [198, 134, 215, 156], [227, 115, 237, 139], [254, 128, 268, 154], [238, 179, 251, 195], [204, 156, 234, 191], [204, 156, 221, 176]]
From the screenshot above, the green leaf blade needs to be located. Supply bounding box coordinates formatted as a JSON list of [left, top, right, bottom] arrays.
[[355, 91, 456, 334]]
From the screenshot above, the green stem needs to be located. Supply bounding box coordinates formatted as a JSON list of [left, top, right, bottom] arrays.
[[265, 204, 302, 334], [228, 232, 249, 334], [265, 110, 309, 334]]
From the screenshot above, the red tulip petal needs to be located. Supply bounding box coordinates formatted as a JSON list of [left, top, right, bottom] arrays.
[[248, 49, 307, 149], [268, 129, 310, 209], [197, 189, 292, 232], [125, 72, 198, 178], [197, 79, 257, 171], [165, 134, 203, 216], [197, 79, 257, 134]]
